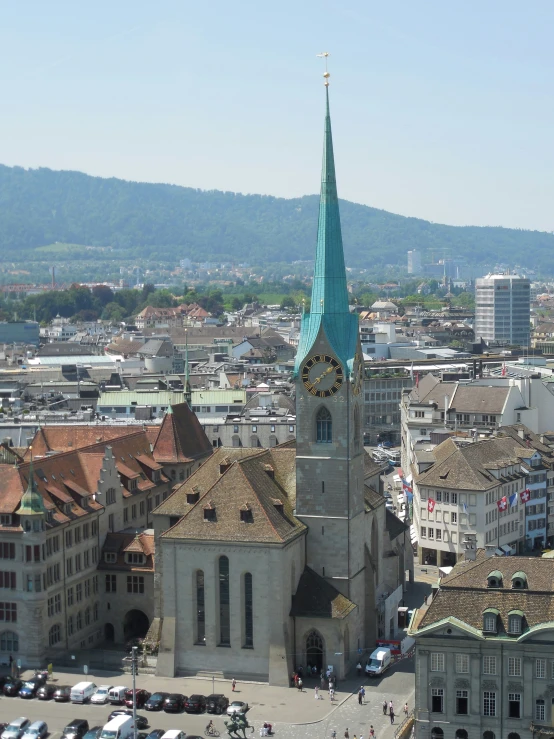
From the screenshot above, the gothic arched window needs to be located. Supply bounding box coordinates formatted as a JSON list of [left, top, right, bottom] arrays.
[[195, 570, 205, 644], [316, 407, 332, 443], [243, 572, 253, 648], [219, 556, 230, 646]]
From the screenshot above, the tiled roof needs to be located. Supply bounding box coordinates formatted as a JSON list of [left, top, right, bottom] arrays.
[[152, 402, 212, 464], [24, 426, 141, 458], [416, 437, 527, 491], [99, 531, 155, 572], [290, 566, 357, 620], [385, 508, 409, 540], [364, 486, 385, 511], [159, 447, 303, 544], [417, 552, 554, 633]]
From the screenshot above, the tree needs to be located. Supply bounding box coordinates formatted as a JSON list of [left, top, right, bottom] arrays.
[[141, 283, 156, 301], [102, 302, 126, 322], [92, 285, 114, 306], [280, 296, 296, 310]]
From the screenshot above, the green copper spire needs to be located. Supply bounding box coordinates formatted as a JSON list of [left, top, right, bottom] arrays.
[[19, 449, 45, 516], [295, 85, 359, 375], [310, 87, 350, 317]]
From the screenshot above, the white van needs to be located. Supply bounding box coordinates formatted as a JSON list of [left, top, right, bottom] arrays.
[[70, 681, 97, 703], [365, 647, 392, 676], [108, 686, 128, 705], [100, 717, 134, 739]]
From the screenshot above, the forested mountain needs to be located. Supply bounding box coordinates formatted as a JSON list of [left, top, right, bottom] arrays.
[[1, 164, 553, 271]]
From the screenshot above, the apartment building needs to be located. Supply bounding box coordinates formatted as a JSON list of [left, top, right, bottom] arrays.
[[363, 371, 413, 444], [410, 552, 554, 739], [0, 403, 212, 666]]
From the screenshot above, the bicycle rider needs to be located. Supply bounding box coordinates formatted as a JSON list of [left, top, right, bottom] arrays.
[[206, 720, 215, 735]]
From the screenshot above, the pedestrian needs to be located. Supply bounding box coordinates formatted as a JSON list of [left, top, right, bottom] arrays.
[[404, 702, 409, 716], [390, 708, 395, 725], [389, 700, 394, 713], [358, 688, 363, 705], [331, 732, 336, 739], [298, 677, 303, 692], [344, 730, 349, 739], [356, 661, 362, 676], [361, 686, 366, 702], [232, 678, 236, 692], [321, 674, 326, 689], [382, 700, 388, 715], [329, 687, 335, 702], [315, 686, 320, 700], [369, 726, 375, 738]]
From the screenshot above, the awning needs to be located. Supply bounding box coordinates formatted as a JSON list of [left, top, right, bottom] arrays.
[[501, 544, 514, 554], [410, 524, 418, 544], [439, 566, 453, 577]]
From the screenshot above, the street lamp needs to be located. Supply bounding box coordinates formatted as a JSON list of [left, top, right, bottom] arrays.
[[132, 646, 138, 739]]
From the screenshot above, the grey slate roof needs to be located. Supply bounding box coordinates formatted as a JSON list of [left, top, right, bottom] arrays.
[[290, 566, 357, 620]]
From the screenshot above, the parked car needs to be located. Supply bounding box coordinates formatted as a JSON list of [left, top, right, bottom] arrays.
[[90, 686, 113, 705], [82, 729, 103, 739], [160, 732, 185, 739], [54, 686, 72, 702], [37, 684, 56, 701], [61, 720, 90, 739], [227, 700, 249, 715], [144, 731, 164, 739], [107, 712, 148, 730], [184, 694, 207, 713], [19, 679, 43, 699], [3, 679, 23, 697], [2, 720, 31, 739], [144, 693, 169, 711], [0, 727, 7, 737], [0, 676, 15, 689], [163, 694, 186, 713], [124, 689, 151, 709], [21, 722, 48, 739], [206, 694, 229, 714]]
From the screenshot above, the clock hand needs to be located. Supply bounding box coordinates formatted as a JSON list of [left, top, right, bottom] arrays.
[[313, 366, 334, 384]]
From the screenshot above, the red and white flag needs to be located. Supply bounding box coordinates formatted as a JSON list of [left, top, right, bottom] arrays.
[[497, 496, 508, 512], [520, 488, 531, 504], [501, 363, 507, 377], [427, 498, 436, 513]]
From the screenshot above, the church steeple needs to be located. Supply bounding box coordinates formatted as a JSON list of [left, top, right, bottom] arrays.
[[294, 82, 358, 375], [184, 329, 191, 407], [19, 448, 45, 517], [310, 87, 350, 318]]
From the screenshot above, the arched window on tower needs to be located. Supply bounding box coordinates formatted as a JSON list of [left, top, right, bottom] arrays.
[[316, 407, 332, 443], [219, 556, 230, 646], [243, 572, 253, 648], [195, 570, 205, 644]]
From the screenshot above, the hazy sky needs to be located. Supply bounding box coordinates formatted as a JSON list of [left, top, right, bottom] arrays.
[[1, 1, 553, 231]]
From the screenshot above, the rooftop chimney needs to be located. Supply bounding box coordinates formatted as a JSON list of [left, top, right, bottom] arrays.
[[463, 533, 477, 561]]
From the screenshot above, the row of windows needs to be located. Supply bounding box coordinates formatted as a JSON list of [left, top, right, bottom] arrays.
[[65, 548, 98, 576], [431, 687, 550, 721], [195, 558, 254, 649], [105, 575, 145, 594], [420, 528, 459, 544], [64, 522, 95, 548], [421, 509, 458, 524], [67, 603, 99, 635], [431, 652, 554, 678], [66, 576, 99, 606]]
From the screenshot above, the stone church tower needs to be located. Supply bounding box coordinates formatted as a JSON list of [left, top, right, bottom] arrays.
[[293, 82, 368, 666]]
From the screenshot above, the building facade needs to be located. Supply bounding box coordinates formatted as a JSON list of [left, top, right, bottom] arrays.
[[475, 273, 530, 347], [410, 552, 554, 739]]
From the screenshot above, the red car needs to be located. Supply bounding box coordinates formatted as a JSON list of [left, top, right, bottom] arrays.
[[124, 689, 151, 709]]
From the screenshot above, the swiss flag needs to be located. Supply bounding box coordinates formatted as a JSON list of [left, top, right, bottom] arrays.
[[427, 498, 436, 513], [497, 496, 508, 512], [520, 488, 531, 504]]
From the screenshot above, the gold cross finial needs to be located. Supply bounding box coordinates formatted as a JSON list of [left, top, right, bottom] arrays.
[[316, 52, 330, 86]]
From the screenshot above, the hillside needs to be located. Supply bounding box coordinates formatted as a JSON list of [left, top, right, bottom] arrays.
[[1, 164, 553, 271]]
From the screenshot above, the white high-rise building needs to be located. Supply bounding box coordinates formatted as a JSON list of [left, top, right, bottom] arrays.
[[407, 249, 422, 274], [474, 273, 530, 346]]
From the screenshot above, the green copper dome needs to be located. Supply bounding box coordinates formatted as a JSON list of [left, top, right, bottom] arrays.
[[295, 87, 359, 375], [19, 455, 45, 516]]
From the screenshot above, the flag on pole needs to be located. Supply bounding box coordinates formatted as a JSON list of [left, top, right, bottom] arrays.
[[410, 361, 414, 383], [427, 498, 436, 513], [415, 372, 419, 389], [509, 493, 517, 507], [501, 363, 507, 377], [462, 502, 469, 515], [520, 488, 531, 503], [497, 496, 508, 512]]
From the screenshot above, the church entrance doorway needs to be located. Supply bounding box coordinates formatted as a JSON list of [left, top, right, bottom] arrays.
[[123, 610, 149, 642], [306, 630, 325, 672]]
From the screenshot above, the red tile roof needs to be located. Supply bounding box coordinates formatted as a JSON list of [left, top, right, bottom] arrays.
[[152, 402, 212, 464]]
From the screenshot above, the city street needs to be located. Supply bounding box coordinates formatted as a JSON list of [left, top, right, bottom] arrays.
[[0, 661, 415, 739]]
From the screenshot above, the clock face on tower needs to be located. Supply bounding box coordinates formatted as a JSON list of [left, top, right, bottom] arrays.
[[301, 354, 344, 397], [351, 351, 363, 395]]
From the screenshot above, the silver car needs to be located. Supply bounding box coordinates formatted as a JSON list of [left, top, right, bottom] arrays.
[[2, 719, 31, 739], [21, 723, 48, 739]]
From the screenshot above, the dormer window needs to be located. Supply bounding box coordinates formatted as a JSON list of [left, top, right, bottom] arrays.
[[508, 611, 523, 635], [240, 506, 253, 523], [104, 552, 117, 564], [187, 492, 200, 505], [126, 552, 144, 565], [511, 571, 527, 589], [483, 608, 499, 633], [487, 570, 503, 588], [203, 503, 216, 522], [129, 479, 137, 491]]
